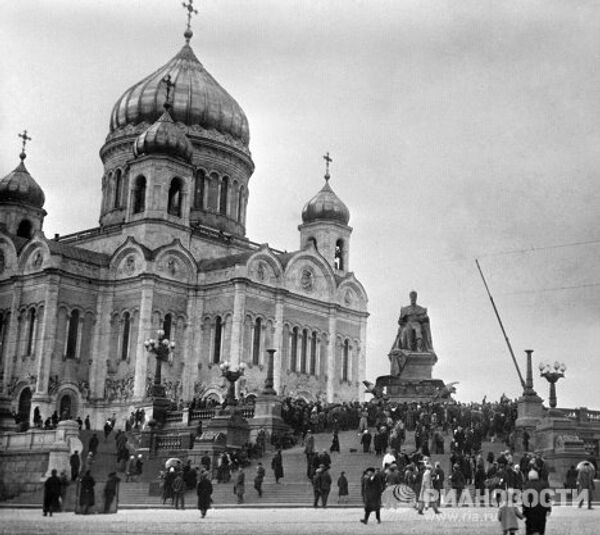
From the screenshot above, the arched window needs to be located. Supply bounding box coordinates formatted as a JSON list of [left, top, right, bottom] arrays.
[[0, 312, 10, 365], [162, 313, 172, 340], [310, 331, 317, 375], [342, 339, 349, 382], [290, 327, 299, 371], [335, 239, 344, 270], [133, 176, 146, 214], [194, 170, 205, 209], [237, 186, 244, 223], [213, 316, 222, 364], [17, 220, 33, 239], [308, 237, 317, 250], [26, 308, 36, 356], [219, 176, 229, 215], [168, 177, 182, 217], [113, 168, 122, 208], [121, 312, 131, 361], [300, 329, 308, 373], [252, 317, 262, 365], [66, 309, 80, 359]]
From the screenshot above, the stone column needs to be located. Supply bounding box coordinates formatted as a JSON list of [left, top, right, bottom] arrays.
[[2, 280, 23, 392], [182, 289, 202, 400], [272, 295, 284, 395], [358, 316, 367, 401], [34, 274, 60, 398], [326, 307, 336, 402], [89, 289, 114, 399], [133, 279, 155, 400], [229, 281, 246, 367]]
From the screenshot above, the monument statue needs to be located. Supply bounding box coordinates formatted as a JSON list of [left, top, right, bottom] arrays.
[[392, 290, 433, 353]]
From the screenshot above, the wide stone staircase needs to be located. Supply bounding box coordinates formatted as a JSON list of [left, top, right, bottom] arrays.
[[3, 427, 509, 508]]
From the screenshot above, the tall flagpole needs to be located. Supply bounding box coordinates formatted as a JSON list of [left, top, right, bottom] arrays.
[[475, 259, 526, 389]]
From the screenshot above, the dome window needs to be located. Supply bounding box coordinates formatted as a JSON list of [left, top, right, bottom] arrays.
[[219, 176, 229, 216], [194, 170, 205, 210], [133, 176, 146, 214], [335, 239, 344, 270], [113, 169, 122, 208], [168, 177, 182, 217], [17, 220, 33, 239]]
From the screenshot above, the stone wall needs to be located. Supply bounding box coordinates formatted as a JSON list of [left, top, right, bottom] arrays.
[[0, 450, 48, 500]]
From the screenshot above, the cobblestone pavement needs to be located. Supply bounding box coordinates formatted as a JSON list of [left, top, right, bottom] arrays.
[[1, 506, 598, 535]]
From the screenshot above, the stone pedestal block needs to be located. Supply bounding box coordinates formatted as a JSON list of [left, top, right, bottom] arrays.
[[515, 393, 545, 452], [534, 415, 588, 487], [45, 420, 80, 478], [248, 395, 289, 447]]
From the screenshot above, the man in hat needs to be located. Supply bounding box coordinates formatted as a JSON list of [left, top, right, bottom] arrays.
[[417, 463, 441, 515], [103, 472, 120, 513], [577, 461, 595, 510], [360, 467, 384, 524]]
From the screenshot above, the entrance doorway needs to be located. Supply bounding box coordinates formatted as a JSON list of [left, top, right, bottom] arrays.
[[59, 393, 72, 420], [18, 387, 32, 423]]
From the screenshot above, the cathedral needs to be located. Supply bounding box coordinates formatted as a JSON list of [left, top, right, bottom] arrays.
[[0, 17, 368, 428]]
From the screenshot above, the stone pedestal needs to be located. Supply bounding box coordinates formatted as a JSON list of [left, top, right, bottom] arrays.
[[389, 350, 437, 380], [150, 396, 171, 426], [514, 393, 545, 452], [249, 395, 289, 447], [534, 415, 588, 487], [203, 409, 250, 450], [45, 420, 80, 478]]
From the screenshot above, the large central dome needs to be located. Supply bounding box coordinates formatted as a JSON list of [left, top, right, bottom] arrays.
[[109, 44, 249, 146]]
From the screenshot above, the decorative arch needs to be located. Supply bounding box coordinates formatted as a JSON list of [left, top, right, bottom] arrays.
[[246, 247, 284, 284], [18, 238, 52, 273], [283, 252, 337, 298], [109, 237, 149, 279], [153, 240, 197, 283]]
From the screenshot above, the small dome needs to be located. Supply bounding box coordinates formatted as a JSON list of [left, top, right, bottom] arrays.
[[302, 179, 350, 225], [0, 155, 45, 209], [110, 44, 249, 146], [133, 109, 194, 162]]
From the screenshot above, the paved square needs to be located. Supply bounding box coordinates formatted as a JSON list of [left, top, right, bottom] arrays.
[[0, 506, 598, 535]]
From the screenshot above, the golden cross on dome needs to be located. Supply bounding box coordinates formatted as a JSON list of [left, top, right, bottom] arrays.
[[182, 0, 198, 42], [323, 152, 333, 180], [161, 75, 175, 109], [18, 130, 32, 160]]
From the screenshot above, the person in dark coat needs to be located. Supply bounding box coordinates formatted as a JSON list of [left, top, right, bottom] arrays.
[[197, 471, 213, 518], [337, 471, 349, 504], [271, 449, 284, 483], [361, 429, 372, 453], [318, 465, 332, 507], [565, 465, 578, 490], [522, 470, 551, 534], [330, 430, 340, 453], [172, 472, 185, 510], [70, 451, 81, 481], [163, 468, 176, 504], [233, 468, 245, 504], [43, 469, 62, 517], [79, 470, 95, 514], [88, 434, 99, 457], [360, 467, 383, 524], [84, 415, 91, 430], [103, 472, 120, 513], [450, 463, 466, 505], [254, 462, 265, 497]]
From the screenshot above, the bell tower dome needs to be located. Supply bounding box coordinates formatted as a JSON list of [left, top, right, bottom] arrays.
[[0, 131, 46, 238], [299, 153, 352, 273]]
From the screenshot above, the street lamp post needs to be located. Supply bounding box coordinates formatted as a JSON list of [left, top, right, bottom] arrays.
[[219, 361, 246, 408], [144, 330, 175, 399], [539, 361, 566, 409]]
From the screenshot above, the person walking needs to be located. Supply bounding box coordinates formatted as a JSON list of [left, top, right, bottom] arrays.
[[172, 471, 185, 510], [88, 433, 99, 457], [319, 465, 332, 507], [79, 470, 96, 514], [312, 467, 322, 507], [84, 415, 91, 430], [522, 470, 551, 535], [197, 470, 213, 518], [577, 461, 595, 510], [233, 467, 245, 504], [126, 455, 137, 483], [330, 430, 340, 453], [360, 467, 384, 524], [103, 472, 120, 514], [417, 463, 441, 515], [337, 471, 349, 504], [305, 430, 315, 479], [70, 450, 81, 481], [271, 449, 284, 484], [43, 469, 62, 517], [254, 462, 265, 498], [361, 429, 372, 453]]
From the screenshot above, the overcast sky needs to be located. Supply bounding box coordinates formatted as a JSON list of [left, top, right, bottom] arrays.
[[2, 0, 600, 407]]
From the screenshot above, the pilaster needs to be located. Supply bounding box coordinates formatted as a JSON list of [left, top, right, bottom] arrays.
[[272, 295, 284, 394], [34, 275, 60, 398], [326, 307, 336, 402], [133, 278, 155, 400], [229, 281, 246, 367], [89, 288, 114, 399]]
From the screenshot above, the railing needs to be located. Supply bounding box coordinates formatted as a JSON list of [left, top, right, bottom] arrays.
[[240, 406, 255, 419], [165, 410, 183, 424], [189, 409, 216, 422], [558, 407, 600, 423], [0, 429, 57, 451], [155, 435, 182, 450]]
